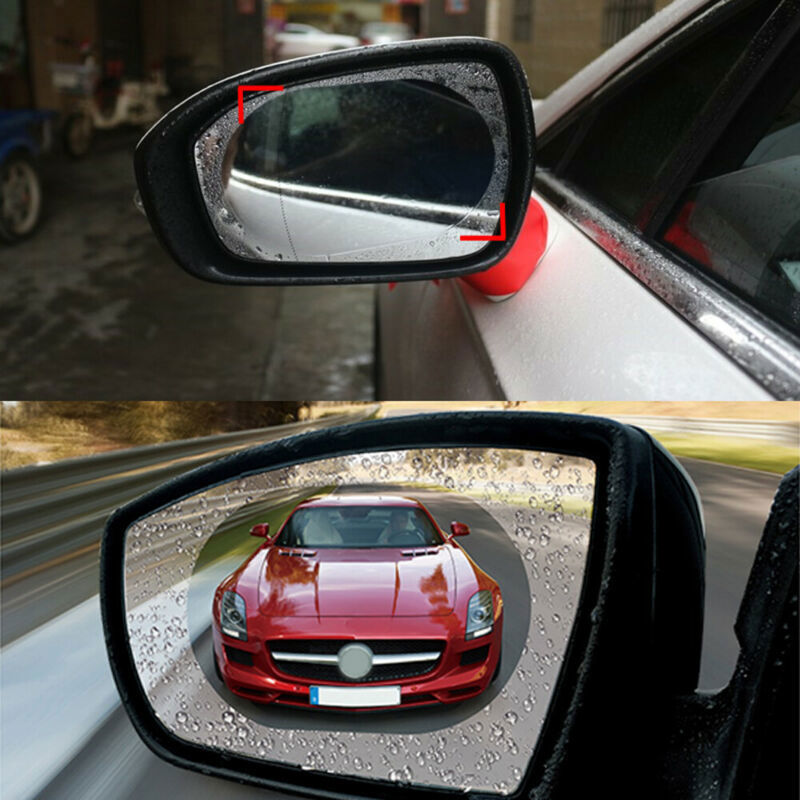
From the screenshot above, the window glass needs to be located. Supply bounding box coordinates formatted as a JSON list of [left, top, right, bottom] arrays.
[[277, 505, 443, 548], [660, 79, 800, 334], [538, 2, 773, 221]]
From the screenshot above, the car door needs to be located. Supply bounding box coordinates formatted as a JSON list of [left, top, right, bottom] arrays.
[[377, 0, 800, 400]]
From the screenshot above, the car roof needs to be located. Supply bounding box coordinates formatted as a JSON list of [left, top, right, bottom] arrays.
[[295, 494, 424, 509], [535, 0, 714, 133]]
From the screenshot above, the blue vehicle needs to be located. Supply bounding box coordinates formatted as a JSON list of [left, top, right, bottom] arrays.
[[0, 110, 54, 243]]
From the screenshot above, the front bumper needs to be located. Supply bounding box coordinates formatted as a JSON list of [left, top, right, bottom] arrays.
[[212, 613, 503, 710]]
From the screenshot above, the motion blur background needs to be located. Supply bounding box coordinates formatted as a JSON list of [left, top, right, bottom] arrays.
[[0, 401, 798, 799], [0, 0, 677, 400]]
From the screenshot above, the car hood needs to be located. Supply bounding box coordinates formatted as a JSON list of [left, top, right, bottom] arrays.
[[258, 546, 457, 617]]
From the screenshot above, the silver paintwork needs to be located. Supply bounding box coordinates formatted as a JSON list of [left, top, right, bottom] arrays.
[[378, 188, 774, 399], [535, 171, 800, 399], [378, 0, 800, 400]]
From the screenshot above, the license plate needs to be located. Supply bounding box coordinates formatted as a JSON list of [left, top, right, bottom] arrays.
[[309, 685, 401, 708]]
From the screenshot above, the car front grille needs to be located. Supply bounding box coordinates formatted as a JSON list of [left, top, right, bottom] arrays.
[[267, 639, 445, 683]]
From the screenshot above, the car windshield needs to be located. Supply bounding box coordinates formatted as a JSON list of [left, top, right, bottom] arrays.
[[276, 504, 444, 548]]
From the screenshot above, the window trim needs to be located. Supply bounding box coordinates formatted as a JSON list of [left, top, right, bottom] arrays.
[[533, 168, 800, 399]]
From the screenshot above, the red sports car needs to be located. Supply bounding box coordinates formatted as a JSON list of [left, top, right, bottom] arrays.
[[211, 494, 503, 710]]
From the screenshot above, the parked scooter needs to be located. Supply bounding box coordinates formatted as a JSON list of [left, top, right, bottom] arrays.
[[50, 42, 169, 157]]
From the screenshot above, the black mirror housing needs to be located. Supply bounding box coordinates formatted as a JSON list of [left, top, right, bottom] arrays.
[[135, 38, 535, 285]]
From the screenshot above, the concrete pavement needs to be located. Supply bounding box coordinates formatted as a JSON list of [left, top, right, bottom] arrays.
[[0, 131, 373, 399]]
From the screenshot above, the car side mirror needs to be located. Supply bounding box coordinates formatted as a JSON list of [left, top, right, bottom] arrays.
[[450, 521, 470, 537], [101, 412, 704, 798], [249, 522, 270, 538], [134, 38, 535, 285]]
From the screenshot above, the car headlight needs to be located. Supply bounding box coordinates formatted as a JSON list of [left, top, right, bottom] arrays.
[[465, 589, 493, 640], [220, 591, 247, 641]]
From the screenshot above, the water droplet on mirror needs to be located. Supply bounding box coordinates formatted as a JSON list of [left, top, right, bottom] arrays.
[[539, 531, 551, 547]]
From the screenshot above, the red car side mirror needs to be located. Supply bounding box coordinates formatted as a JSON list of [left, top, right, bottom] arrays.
[[450, 521, 470, 537], [250, 523, 270, 538]]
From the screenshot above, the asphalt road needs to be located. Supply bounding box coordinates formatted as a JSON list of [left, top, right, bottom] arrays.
[[0, 451, 785, 799], [0, 131, 373, 400], [681, 457, 784, 689]]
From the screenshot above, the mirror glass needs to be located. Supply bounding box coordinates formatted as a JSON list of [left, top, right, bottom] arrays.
[[195, 63, 510, 263], [124, 447, 594, 794]]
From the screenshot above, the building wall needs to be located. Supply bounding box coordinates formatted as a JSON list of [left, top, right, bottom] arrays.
[[493, 0, 673, 98], [23, 0, 263, 109], [24, 0, 99, 109], [426, 0, 487, 38], [140, 0, 263, 94]]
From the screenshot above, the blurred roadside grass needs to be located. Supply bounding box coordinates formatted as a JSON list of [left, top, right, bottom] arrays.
[[0, 401, 311, 469], [651, 434, 798, 475], [0, 414, 118, 470]]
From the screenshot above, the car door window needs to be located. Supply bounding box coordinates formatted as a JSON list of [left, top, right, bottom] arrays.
[[659, 42, 800, 334], [538, 0, 775, 221]]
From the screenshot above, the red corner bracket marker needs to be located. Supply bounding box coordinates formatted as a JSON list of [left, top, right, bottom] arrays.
[[238, 85, 284, 124], [459, 203, 506, 241]]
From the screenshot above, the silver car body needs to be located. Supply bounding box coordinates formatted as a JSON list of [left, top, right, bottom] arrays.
[[377, 0, 800, 399], [360, 22, 414, 46], [275, 24, 360, 61]]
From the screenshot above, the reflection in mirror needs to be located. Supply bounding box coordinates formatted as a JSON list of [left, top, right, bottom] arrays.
[[124, 448, 594, 794], [195, 63, 509, 263]]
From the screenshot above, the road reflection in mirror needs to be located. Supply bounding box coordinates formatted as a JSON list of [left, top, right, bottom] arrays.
[[195, 63, 509, 263], [124, 448, 594, 794]]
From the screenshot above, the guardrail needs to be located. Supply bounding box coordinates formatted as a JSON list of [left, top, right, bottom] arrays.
[[0, 408, 376, 582]]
